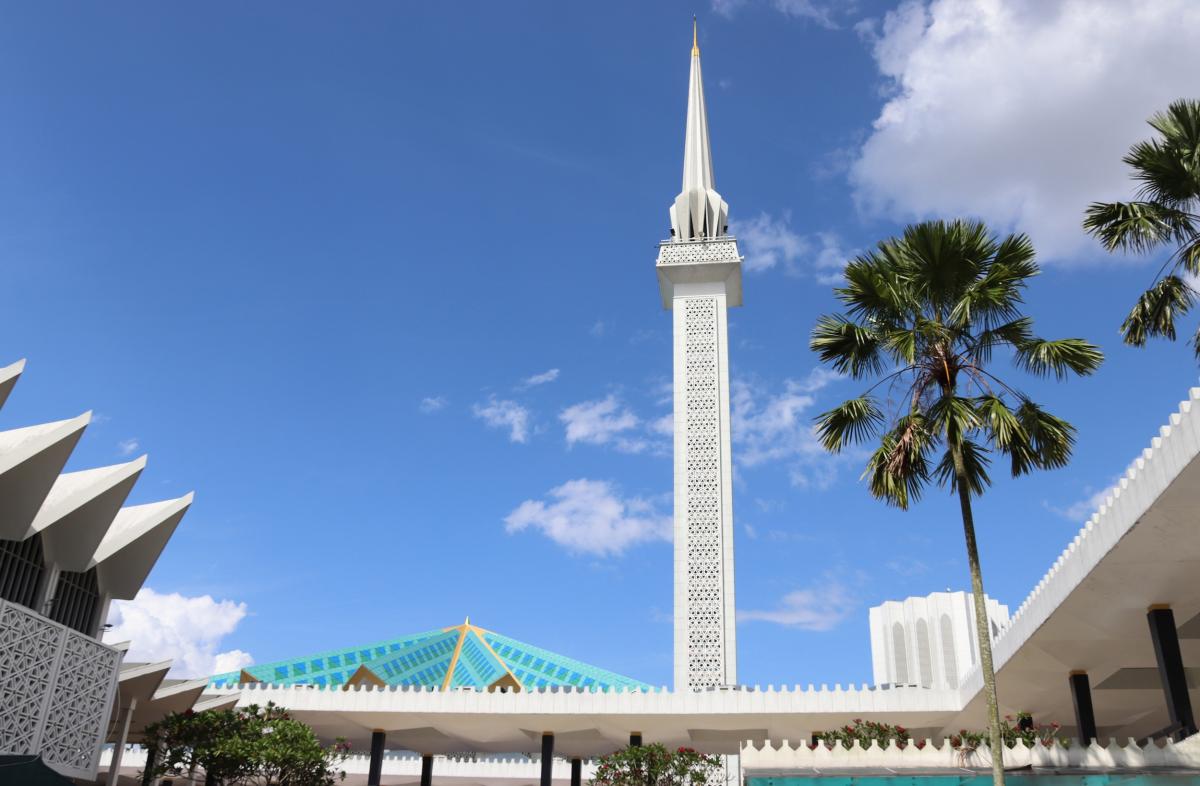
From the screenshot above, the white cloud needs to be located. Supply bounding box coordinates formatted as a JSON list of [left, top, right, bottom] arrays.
[[1046, 479, 1119, 523], [731, 213, 852, 281], [851, 0, 1200, 261], [116, 438, 140, 457], [649, 413, 674, 438], [419, 396, 447, 414], [713, 0, 846, 27], [811, 232, 852, 284], [560, 395, 645, 453], [739, 579, 857, 630], [732, 212, 809, 274], [104, 588, 253, 678], [521, 368, 560, 388], [886, 558, 930, 577], [729, 369, 847, 487], [504, 479, 671, 556], [731, 368, 840, 468], [589, 320, 609, 338], [472, 397, 531, 443]]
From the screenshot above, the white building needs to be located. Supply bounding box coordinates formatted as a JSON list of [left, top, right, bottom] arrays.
[[0, 359, 197, 781], [869, 591, 1010, 690]]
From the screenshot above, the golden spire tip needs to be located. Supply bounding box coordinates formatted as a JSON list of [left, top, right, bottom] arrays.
[[692, 16, 699, 57]]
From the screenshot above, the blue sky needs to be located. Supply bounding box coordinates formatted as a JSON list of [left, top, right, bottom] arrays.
[[3, 1, 1199, 686]]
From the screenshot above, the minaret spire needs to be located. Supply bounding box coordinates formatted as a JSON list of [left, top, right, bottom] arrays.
[[671, 19, 729, 241]]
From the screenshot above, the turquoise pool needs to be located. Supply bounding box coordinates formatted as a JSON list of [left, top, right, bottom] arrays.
[[747, 774, 1200, 785]]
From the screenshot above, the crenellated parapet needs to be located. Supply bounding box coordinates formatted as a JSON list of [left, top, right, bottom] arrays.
[[741, 735, 1200, 771]]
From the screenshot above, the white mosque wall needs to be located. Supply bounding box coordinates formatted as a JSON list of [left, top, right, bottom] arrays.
[[868, 591, 1009, 690], [740, 735, 1200, 771]]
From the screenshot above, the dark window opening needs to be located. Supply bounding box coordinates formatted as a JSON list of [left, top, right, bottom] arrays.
[[49, 567, 101, 635], [0, 534, 46, 609]]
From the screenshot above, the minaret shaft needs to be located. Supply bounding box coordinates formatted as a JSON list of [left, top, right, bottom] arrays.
[[671, 284, 738, 690]]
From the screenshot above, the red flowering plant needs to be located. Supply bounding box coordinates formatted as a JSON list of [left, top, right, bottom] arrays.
[[813, 719, 912, 750], [952, 712, 1070, 762], [1001, 713, 1069, 749], [590, 743, 721, 786]]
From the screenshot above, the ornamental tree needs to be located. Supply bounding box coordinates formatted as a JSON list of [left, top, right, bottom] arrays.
[[142, 702, 349, 786], [590, 744, 722, 786]]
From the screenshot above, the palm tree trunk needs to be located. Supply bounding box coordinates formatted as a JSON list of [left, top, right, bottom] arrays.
[[951, 442, 1005, 786]]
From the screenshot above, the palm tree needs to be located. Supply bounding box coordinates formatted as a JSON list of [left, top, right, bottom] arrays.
[[810, 220, 1103, 786], [1084, 99, 1200, 357]]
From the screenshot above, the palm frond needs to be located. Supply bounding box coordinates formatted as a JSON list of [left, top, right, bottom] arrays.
[[863, 415, 934, 510], [1082, 201, 1197, 254], [949, 233, 1036, 329], [904, 220, 996, 315], [879, 326, 917, 365], [933, 439, 992, 497], [814, 396, 884, 453], [970, 317, 1034, 364], [1013, 338, 1104, 380], [976, 395, 1038, 476], [837, 249, 911, 325], [1014, 400, 1076, 472], [1120, 275, 1197, 346], [974, 395, 1023, 447], [810, 315, 885, 378], [1126, 139, 1199, 206], [926, 394, 980, 440], [1179, 234, 1200, 277]]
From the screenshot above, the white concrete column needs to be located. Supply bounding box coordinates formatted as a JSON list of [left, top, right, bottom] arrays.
[[107, 696, 137, 786]]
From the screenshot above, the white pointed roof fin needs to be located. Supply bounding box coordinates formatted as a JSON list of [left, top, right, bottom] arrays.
[[670, 20, 729, 241], [0, 359, 26, 412]]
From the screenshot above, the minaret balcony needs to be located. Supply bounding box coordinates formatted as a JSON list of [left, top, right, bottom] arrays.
[[655, 237, 743, 309]]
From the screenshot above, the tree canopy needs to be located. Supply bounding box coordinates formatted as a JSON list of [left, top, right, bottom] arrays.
[[810, 219, 1103, 507], [1084, 99, 1200, 358]]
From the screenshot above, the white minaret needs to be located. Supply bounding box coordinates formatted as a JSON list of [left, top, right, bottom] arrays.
[[658, 21, 742, 692]]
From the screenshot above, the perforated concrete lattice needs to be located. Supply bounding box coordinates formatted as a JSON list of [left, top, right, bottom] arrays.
[[0, 600, 120, 780], [682, 297, 726, 689], [656, 239, 741, 267]]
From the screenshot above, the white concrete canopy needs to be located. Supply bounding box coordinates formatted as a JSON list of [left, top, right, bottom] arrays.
[[93, 494, 194, 599], [0, 412, 91, 541], [31, 457, 147, 571], [0, 358, 26, 411]]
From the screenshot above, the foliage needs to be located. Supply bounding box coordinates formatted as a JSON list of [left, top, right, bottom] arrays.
[[809, 219, 1102, 786], [814, 719, 912, 750], [142, 703, 349, 786], [810, 220, 1103, 509], [1084, 99, 1200, 359], [590, 744, 722, 786], [951, 713, 1071, 756], [1000, 713, 1070, 749]]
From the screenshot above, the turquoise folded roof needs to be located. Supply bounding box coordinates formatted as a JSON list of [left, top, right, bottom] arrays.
[[209, 619, 651, 692]]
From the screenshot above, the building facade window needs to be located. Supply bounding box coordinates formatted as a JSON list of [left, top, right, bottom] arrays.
[[0, 534, 45, 609], [916, 618, 933, 688], [48, 567, 101, 635], [940, 613, 958, 688], [892, 622, 909, 684]]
